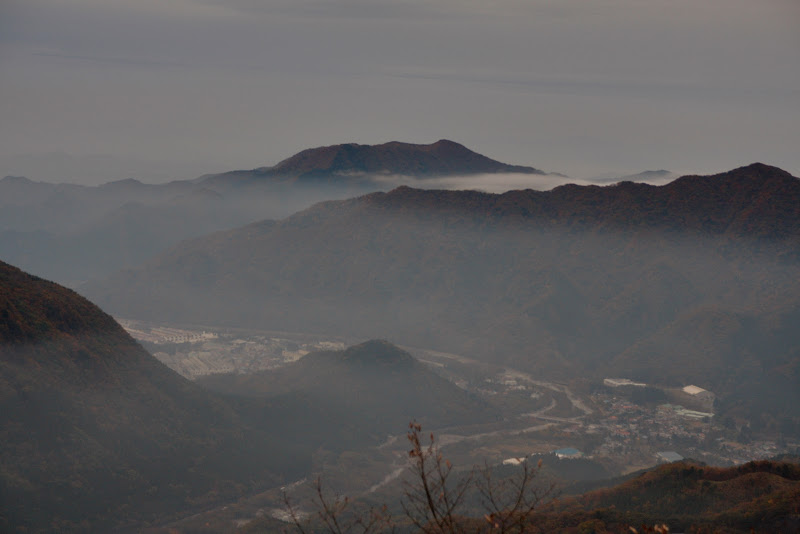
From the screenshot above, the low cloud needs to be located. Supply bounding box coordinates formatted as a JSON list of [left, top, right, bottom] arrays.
[[370, 172, 675, 194]]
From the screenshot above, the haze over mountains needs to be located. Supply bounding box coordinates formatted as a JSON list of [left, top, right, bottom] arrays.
[[4, 0, 798, 525], [1, 260, 503, 531], [0, 140, 552, 284], [205, 139, 545, 185], [3, 149, 800, 530], [4, 255, 798, 531], [0, 259, 301, 530], [85, 163, 800, 434]]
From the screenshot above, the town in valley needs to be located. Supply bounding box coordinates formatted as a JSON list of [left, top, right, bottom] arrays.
[[121, 319, 799, 486]]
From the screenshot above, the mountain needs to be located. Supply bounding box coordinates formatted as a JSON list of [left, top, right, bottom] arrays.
[[268, 139, 543, 179], [198, 340, 498, 435], [0, 194, 255, 284], [0, 260, 334, 531], [0, 173, 364, 284], [197, 139, 545, 189], [534, 459, 800, 533], [0, 141, 546, 285], [591, 169, 676, 184], [620, 169, 673, 181], [84, 163, 800, 434]]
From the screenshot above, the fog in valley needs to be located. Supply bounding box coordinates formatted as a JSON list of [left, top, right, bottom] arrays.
[[0, 159, 678, 286], [81, 175, 800, 415], [4, 156, 800, 534], [2, 1, 800, 532], [3, 158, 800, 531]]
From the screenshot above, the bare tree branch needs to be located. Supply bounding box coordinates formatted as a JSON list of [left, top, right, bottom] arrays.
[[283, 476, 394, 534], [477, 457, 558, 533], [401, 422, 475, 533], [290, 423, 556, 534]]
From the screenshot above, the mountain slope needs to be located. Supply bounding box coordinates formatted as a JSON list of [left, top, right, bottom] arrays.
[[199, 340, 498, 435], [535, 460, 800, 533], [0, 261, 315, 531]]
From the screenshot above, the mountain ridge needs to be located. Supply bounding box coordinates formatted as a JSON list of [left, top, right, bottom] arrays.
[[349, 162, 800, 239], [532, 459, 800, 532], [265, 139, 545, 179], [0, 140, 549, 284], [84, 163, 800, 435]]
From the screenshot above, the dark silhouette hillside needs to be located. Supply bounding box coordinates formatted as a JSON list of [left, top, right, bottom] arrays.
[[0, 261, 325, 531], [533, 459, 800, 532]]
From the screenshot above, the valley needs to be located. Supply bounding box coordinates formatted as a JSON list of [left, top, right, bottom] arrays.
[[86, 163, 800, 448], [6, 1, 800, 529], [120, 320, 800, 532], [4, 162, 800, 532]]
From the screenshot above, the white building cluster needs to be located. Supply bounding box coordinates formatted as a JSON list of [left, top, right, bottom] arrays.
[[603, 378, 646, 388]]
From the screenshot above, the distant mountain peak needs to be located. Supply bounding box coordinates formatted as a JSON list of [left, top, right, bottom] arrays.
[[736, 162, 783, 172], [592, 169, 675, 184], [100, 177, 144, 189], [729, 162, 797, 178], [1, 175, 33, 183], [623, 170, 672, 179], [670, 162, 798, 190], [266, 140, 545, 178]]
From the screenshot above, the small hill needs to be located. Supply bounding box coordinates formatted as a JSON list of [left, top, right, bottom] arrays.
[[199, 340, 499, 436]]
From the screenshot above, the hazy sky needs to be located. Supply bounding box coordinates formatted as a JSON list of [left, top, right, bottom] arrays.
[[1, 0, 798, 184]]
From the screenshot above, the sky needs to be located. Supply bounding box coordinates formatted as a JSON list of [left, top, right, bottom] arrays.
[[1, 0, 799, 185]]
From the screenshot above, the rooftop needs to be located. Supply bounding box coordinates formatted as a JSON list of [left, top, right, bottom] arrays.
[[554, 447, 583, 458], [682, 385, 708, 395], [656, 451, 684, 463]]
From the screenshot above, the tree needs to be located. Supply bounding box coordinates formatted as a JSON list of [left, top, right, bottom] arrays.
[[477, 457, 556, 533], [285, 422, 557, 533], [284, 477, 394, 534], [401, 422, 473, 533]]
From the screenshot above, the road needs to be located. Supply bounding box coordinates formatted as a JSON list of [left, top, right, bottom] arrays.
[[410, 344, 593, 418]]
